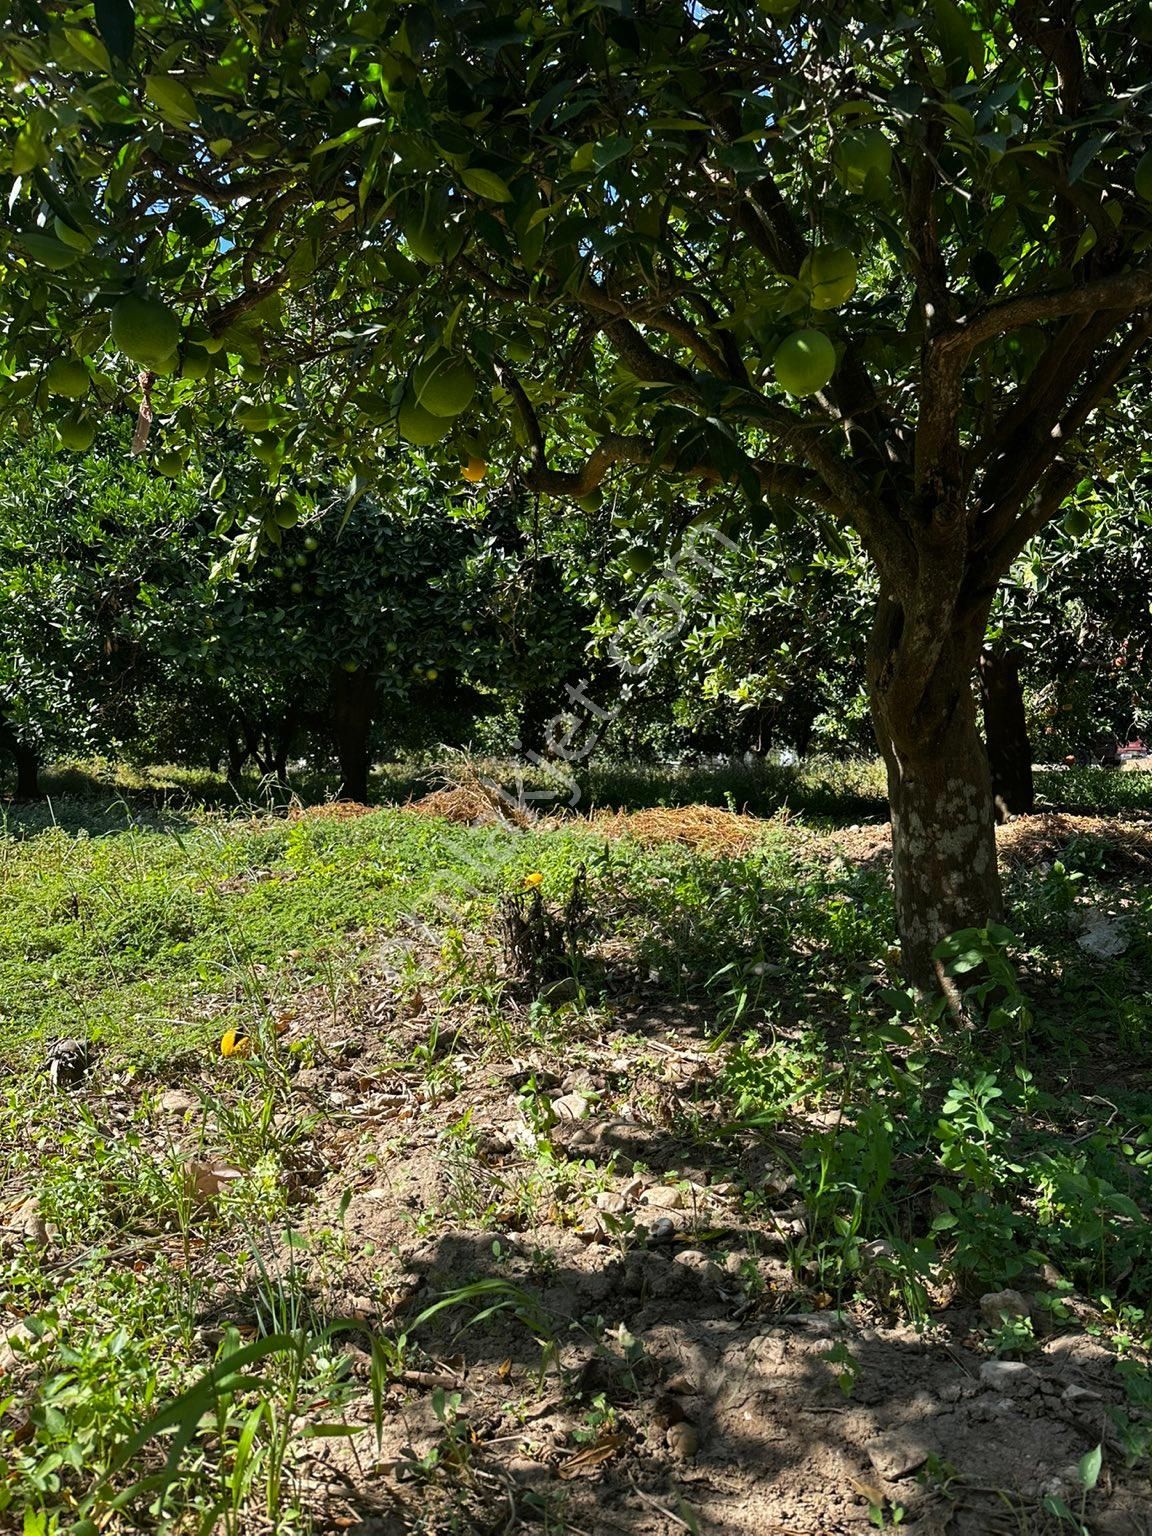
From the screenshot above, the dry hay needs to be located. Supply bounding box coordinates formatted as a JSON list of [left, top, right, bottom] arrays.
[[287, 801, 377, 822], [811, 811, 1152, 873], [587, 803, 767, 854], [998, 811, 1152, 870]]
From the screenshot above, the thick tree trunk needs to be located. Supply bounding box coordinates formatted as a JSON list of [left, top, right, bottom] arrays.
[[331, 668, 374, 803], [869, 594, 1003, 990], [978, 648, 1035, 818], [13, 741, 41, 800]]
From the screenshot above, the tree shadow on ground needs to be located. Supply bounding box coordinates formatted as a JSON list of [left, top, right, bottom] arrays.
[[284, 1223, 1145, 1536]]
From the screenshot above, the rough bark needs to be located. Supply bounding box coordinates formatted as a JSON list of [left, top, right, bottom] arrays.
[[868, 593, 1003, 990], [979, 649, 1035, 818], [331, 668, 375, 803]]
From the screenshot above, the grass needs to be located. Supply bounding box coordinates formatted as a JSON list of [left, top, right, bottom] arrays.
[[14, 752, 1152, 824], [2, 769, 1151, 1532]]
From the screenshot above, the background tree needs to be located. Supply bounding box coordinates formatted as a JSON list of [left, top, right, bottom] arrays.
[[7, 2, 1152, 978]]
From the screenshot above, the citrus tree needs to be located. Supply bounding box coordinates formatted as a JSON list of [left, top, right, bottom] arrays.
[[5, 2, 1152, 979], [993, 481, 1152, 768]]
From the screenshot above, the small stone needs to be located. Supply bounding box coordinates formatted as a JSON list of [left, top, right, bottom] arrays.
[[594, 1191, 627, 1214], [158, 1087, 199, 1115], [643, 1185, 684, 1210], [0, 1321, 37, 1371], [562, 1069, 596, 1093], [666, 1421, 699, 1460], [979, 1360, 1037, 1395], [552, 1093, 590, 1121], [672, 1249, 721, 1290], [621, 1176, 646, 1201], [866, 1426, 937, 1481], [980, 1289, 1031, 1327], [1061, 1384, 1103, 1405], [862, 1239, 895, 1263]]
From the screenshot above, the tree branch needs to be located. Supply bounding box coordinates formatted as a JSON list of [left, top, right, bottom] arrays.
[[935, 267, 1152, 362], [974, 312, 1152, 579]]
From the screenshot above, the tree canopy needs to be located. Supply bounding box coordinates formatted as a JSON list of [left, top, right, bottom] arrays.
[[7, 0, 1152, 980]]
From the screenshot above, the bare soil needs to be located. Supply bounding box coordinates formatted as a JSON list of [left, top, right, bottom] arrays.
[[184, 964, 1152, 1536]]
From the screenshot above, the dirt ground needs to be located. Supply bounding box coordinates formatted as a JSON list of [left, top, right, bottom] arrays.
[[182, 963, 1151, 1536]]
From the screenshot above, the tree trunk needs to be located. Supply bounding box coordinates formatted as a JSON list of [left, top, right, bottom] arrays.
[[331, 668, 374, 803], [979, 648, 1035, 818], [13, 741, 41, 800], [868, 593, 1003, 990]]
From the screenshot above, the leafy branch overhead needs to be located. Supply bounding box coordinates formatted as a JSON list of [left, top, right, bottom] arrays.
[[1, 2, 1150, 574]]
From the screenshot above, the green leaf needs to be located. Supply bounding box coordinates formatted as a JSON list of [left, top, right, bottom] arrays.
[[11, 122, 46, 176], [64, 28, 113, 74], [145, 75, 199, 127], [93, 0, 135, 62], [1078, 1444, 1103, 1492], [460, 167, 513, 202], [16, 233, 82, 270]]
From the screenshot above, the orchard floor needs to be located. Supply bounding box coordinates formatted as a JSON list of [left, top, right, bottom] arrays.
[[2, 780, 1152, 1534]]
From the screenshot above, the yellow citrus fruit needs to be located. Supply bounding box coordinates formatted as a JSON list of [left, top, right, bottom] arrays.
[[462, 456, 487, 482]]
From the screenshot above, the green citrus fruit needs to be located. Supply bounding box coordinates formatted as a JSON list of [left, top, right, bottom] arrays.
[[274, 502, 299, 528], [774, 330, 837, 396], [505, 328, 535, 363], [110, 294, 181, 368], [1136, 150, 1152, 202], [179, 346, 212, 381], [46, 359, 90, 398], [252, 434, 281, 467], [398, 395, 452, 446], [57, 415, 96, 451], [290, 580, 305, 595], [425, 667, 439, 682], [410, 353, 476, 417], [801, 246, 858, 310], [155, 451, 185, 478], [342, 659, 359, 673], [1063, 506, 1091, 538], [833, 129, 893, 193], [303, 535, 319, 552], [624, 545, 656, 575]]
